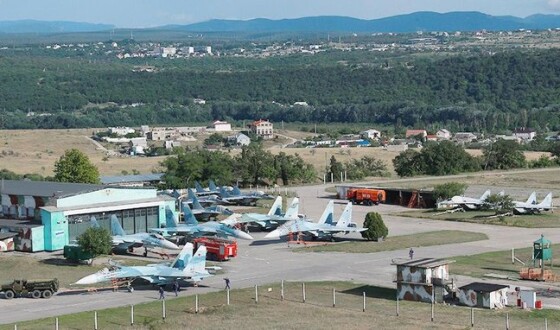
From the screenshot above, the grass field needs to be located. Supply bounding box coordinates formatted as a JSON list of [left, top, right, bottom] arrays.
[[293, 230, 488, 253], [1, 281, 557, 330], [0, 128, 553, 179], [397, 209, 560, 228], [0, 253, 155, 289], [451, 244, 560, 279]]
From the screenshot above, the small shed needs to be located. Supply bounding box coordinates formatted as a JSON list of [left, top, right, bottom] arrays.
[[458, 282, 509, 309], [393, 258, 454, 303]]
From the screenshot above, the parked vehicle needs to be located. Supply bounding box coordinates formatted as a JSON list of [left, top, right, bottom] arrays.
[[192, 237, 237, 261], [1, 279, 59, 299], [63, 244, 94, 264], [346, 188, 386, 206]]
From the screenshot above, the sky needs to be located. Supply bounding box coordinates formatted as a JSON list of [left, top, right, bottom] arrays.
[[0, 0, 559, 28]]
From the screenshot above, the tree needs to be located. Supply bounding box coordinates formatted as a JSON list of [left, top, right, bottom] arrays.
[[432, 182, 468, 201], [483, 193, 515, 215], [54, 149, 100, 184], [392, 149, 423, 177], [483, 139, 526, 170], [361, 212, 388, 241], [76, 227, 113, 263], [235, 143, 276, 186], [328, 155, 344, 182]]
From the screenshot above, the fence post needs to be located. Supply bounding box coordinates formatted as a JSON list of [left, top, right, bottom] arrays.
[[55, 317, 59, 330], [227, 288, 230, 305], [431, 301, 434, 322], [396, 296, 400, 316], [14, 324, 17, 330], [255, 285, 258, 304], [94, 311, 98, 330], [302, 283, 306, 303], [471, 308, 474, 327], [431, 290, 434, 322], [130, 305, 134, 326], [281, 280, 284, 301], [162, 299, 166, 320], [363, 292, 366, 312], [195, 294, 199, 314], [506, 313, 509, 330], [332, 288, 336, 308], [545, 318, 548, 330], [511, 248, 515, 264]]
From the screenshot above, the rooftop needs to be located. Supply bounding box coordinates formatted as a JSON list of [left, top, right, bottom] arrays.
[[0, 180, 104, 198], [392, 257, 454, 268], [101, 173, 164, 185], [459, 282, 509, 292]]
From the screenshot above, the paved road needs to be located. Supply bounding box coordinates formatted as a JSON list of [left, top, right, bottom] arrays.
[[2, 182, 560, 324]]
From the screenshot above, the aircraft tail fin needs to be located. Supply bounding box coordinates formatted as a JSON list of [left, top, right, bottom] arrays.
[[187, 188, 197, 200], [537, 193, 553, 209], [182, 202, 199, 225], [526, 191, 537, 205], [479, 190, 491, 201], [318, 200, 335, 225], [192, 195, 204, 211], [284, 197, 300, 219], [267, 196, 283, 216], [171, 243, 193, 270], [336, 202, 352, 227], [90, 216, 100, 228], [195, 181, 205, 193], [184, 245, 207, 275], [209, 180, 218, 192], [165, 206, 178, 228], [232, 185, 242, 196], [110, 215, 126, 236], [220, 186, 232, 198]]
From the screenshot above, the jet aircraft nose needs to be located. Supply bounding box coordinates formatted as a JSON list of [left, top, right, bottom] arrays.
[[163, 240, 181, 250], [264, 229, 281, 239], [234, 229, 254, 240], [75, 274, 100, 285]]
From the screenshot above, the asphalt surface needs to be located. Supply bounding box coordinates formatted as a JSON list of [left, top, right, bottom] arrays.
[[1, 182, 560, 325]]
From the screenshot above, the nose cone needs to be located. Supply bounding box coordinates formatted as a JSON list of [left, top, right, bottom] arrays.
[[264, 229, 281, 239], [75, 274, 100, 285], [234, 229, 254, 240], [163, 240, 181, 250]]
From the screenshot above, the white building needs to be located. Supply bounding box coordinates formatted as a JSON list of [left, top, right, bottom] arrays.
[[212, 120, 232, 132], [228, 133, 251, 146], [436, 129, 452, 140], [109, 127, 135, 136], [249, 119, 274, 139], [513, 128, 536, 141], [360, 129, 381, 140]]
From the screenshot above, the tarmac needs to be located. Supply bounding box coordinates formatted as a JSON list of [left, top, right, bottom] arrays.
[[1, 182, 560, 324]]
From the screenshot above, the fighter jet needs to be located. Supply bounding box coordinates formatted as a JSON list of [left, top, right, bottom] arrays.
[[188, 193, 233, 221], [152, 203, 253, 240], [91, 216, 180, 256], [265, 201, 366, 241], [218, 185, 272, 206], [229, 196, 300, 231], [513, 192, 553, 214], [438, 190, 495, 210], [194, 180, 220, 197], [74, 243, 214, 289]]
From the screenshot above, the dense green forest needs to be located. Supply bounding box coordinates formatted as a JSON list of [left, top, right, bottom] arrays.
[[1, 49, 560, 131]]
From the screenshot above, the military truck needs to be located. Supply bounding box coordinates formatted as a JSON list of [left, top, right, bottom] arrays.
[[1, 279, 59, 299]]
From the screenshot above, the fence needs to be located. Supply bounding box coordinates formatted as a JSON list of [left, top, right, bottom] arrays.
[[5, 281, 555, 330]]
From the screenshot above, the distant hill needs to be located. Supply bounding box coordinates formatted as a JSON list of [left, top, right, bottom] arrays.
[[0, 20, 114, 34], [171, 11, 560, 33]]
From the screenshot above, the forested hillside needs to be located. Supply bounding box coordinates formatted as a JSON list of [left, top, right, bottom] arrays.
[[1, 49, 560, 131]]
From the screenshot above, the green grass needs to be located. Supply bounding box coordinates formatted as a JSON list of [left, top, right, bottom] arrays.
[[1, 281, 558, 330], [451, 244, 560, 279], [293, 230, 488, 253], [397, 209, 560, 228], [0, 254, 154, 289]]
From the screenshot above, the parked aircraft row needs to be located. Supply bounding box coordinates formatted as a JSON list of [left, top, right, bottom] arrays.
[[439, 190, 554, 214]]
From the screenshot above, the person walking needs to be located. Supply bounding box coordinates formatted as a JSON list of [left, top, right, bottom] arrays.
[[224, 278, 231, 290], [158, 285, 165, 300], [409, 248, 414, 260], [173, 280, 179, 297]]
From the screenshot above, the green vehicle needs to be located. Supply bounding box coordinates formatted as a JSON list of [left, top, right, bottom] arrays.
[[63, 244, 94, 264], [1, 279, 59, 299]]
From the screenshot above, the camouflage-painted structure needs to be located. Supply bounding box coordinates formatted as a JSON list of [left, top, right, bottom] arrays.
[[458, 282, 509, 309], [392, 258, 454, 303]]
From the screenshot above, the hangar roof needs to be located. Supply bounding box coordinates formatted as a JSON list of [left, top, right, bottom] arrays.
[[0, 180, 104, 198]]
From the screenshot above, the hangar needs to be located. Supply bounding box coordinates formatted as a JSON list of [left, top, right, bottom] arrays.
[[0, 180, 175, 252]]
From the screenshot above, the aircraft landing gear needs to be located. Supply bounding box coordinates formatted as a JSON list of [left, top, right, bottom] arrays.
[[143, 247, 148, 257]]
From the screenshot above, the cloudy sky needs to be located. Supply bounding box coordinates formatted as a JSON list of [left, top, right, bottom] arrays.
[[0, 0, 559, 28]]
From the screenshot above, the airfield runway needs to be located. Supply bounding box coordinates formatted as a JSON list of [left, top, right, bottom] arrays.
[[1, 183, 560, 324]]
